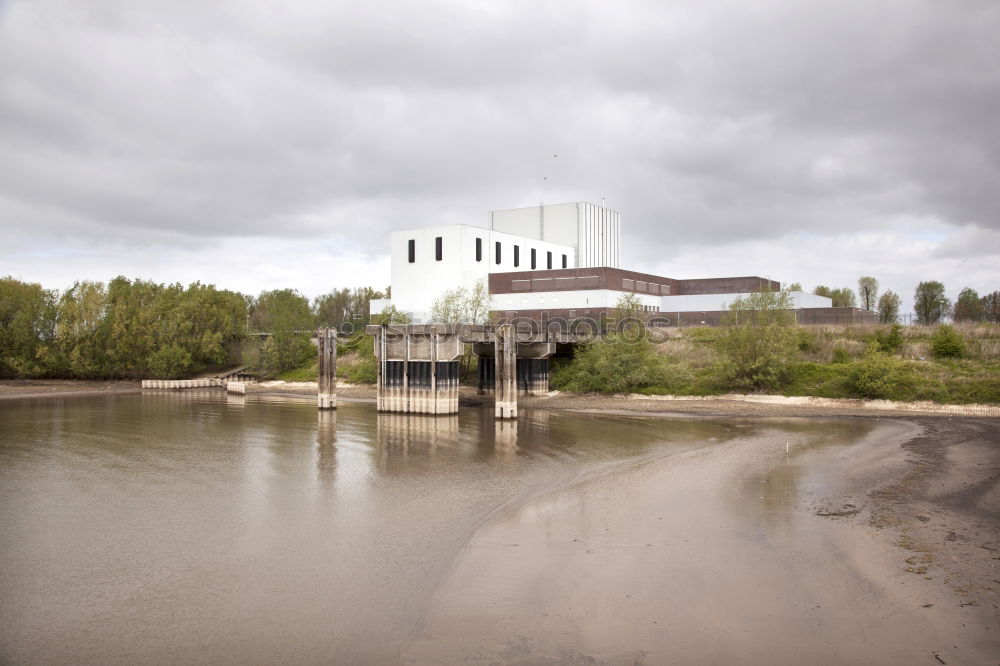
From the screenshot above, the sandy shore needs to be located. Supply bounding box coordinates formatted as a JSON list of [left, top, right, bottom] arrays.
[[3, 379, 996, 418], [403, 417, 1000, 664], [0, 379, 142, 400]]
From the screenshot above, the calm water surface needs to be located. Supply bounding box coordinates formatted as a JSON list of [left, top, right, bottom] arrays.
[[0, 392, 874, 665]]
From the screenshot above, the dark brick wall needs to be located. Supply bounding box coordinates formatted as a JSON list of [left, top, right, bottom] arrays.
[[674, 276, 780, 295], [490, 267, 680, 296], [489, 268, 778, 297], [490, 306, 877, 327]]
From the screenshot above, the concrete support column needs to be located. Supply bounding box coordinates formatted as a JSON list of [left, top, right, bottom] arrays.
[[317, 327, 337, 410], [513, 342, 555, 396], [495, 324, 517, 419]]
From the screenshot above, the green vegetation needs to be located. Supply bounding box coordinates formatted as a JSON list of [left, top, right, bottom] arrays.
[[814, 285, 856, 307], [1, 276, 390, 381], [1, 276, 245, 379], [877, 290, 901, 323], [551, 309, 1000, 404], [929, 325, 965, 358], [914, 281, 949, 325], [717, 289, 797, 390], [857, 276, 878, 311]]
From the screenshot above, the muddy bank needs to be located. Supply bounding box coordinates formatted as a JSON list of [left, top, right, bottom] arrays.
[[403, 417, 1000, 665], [0, 379, 142, 400], [246, 382, 1000, 418], [4, 379, 996, 419]]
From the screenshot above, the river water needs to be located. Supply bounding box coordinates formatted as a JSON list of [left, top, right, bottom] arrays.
[[0, 392, 884, 664]]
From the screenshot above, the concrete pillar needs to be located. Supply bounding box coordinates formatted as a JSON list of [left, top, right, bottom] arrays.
[[495, 323, 517, 419], [376, 333, 384, 412], [430, 332, 438, 414], [317, 327, 337, 410]]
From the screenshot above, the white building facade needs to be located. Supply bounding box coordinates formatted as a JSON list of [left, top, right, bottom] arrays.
[[660, 290, 832, 314], [372, 202, 622, 323], [490, 202, 620, 268]]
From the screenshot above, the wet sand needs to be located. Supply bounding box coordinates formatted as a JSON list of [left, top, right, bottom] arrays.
[[0, 379, 142, 400], [403, 417, 1000, 665]]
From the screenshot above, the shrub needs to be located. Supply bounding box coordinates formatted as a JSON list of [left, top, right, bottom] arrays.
[[717, 288, 798, 391], [872, 323, 904, 354], [796, 328, 820, 353], [257, 332, 315, 378], [147, 344, 193, 378], [851, 353, 905, 399], [551, 334, 676, 393], [831, 346, 851, 364], [930, 325, 965, 358]]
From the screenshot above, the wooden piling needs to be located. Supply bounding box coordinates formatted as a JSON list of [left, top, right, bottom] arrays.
[[317, 327, 337, 410], [495, 323, 517, 419]]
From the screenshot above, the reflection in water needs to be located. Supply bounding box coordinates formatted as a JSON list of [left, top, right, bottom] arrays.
[[494, 419, 518, 460], [0, 393, 882, 666], [376, 412, 460, 466], [316, 410, 337, 486]]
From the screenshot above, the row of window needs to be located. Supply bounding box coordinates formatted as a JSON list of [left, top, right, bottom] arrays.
[[407, 237, 568, 270]]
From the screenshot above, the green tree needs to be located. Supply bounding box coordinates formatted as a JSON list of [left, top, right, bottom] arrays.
[[614, 292, 645, 322], [982, 291, 1000, 323], [857, 276, 879, 311], [371, 304, 410, 325], [52, 281, 110, 378], [719, 288, 797, 390], [877, 291, 901, 324], [787, 282, 802, 292], [430, 279, 491, 324], [251, 289, 315, 377], [313, 288, 352, 328], [0, 277, 58, 377], [814, 285, 855, 307], [914, 281, 949, 325], [831, 287, 857, 308], [953, 287, 982, 322]]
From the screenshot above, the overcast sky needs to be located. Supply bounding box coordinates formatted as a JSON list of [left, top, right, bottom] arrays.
[[2, 0, 997, 312]]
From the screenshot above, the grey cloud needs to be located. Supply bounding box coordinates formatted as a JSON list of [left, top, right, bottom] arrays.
[[1, 0, 998, 276]]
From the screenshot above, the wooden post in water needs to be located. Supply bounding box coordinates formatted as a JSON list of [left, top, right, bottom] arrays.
[[494, 323, 517, 419], [317, 327, 337, 410]]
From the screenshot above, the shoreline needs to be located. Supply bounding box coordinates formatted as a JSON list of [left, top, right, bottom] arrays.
[[403, 416, 1000, 663], [4, 379, 996, 419]]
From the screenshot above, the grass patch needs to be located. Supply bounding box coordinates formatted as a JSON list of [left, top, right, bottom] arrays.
[[551, 323, 1000, 404]]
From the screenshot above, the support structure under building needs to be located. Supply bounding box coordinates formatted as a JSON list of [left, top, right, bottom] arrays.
[[369, 324, 570, 418], [372, 324, 462, 414], [317, 327, 337, 410]]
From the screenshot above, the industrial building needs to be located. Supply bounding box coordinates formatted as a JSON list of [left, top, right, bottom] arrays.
[[371, 202, 876, 326]]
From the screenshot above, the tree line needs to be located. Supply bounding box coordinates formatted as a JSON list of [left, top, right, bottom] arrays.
[[803, 276, 999, 325], [0, 276, 387, 380]]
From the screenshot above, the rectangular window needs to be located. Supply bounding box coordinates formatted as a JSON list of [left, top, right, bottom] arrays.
[[546, 251, 552, 269], [435, 236, 442, 261], [530, 248, 537, 269], [475, 238, 482, 262], [514, 245, 520, 267], [495, 241, 501, 265], [562, 254, 567, 268], [408, 239, 415, 263]]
